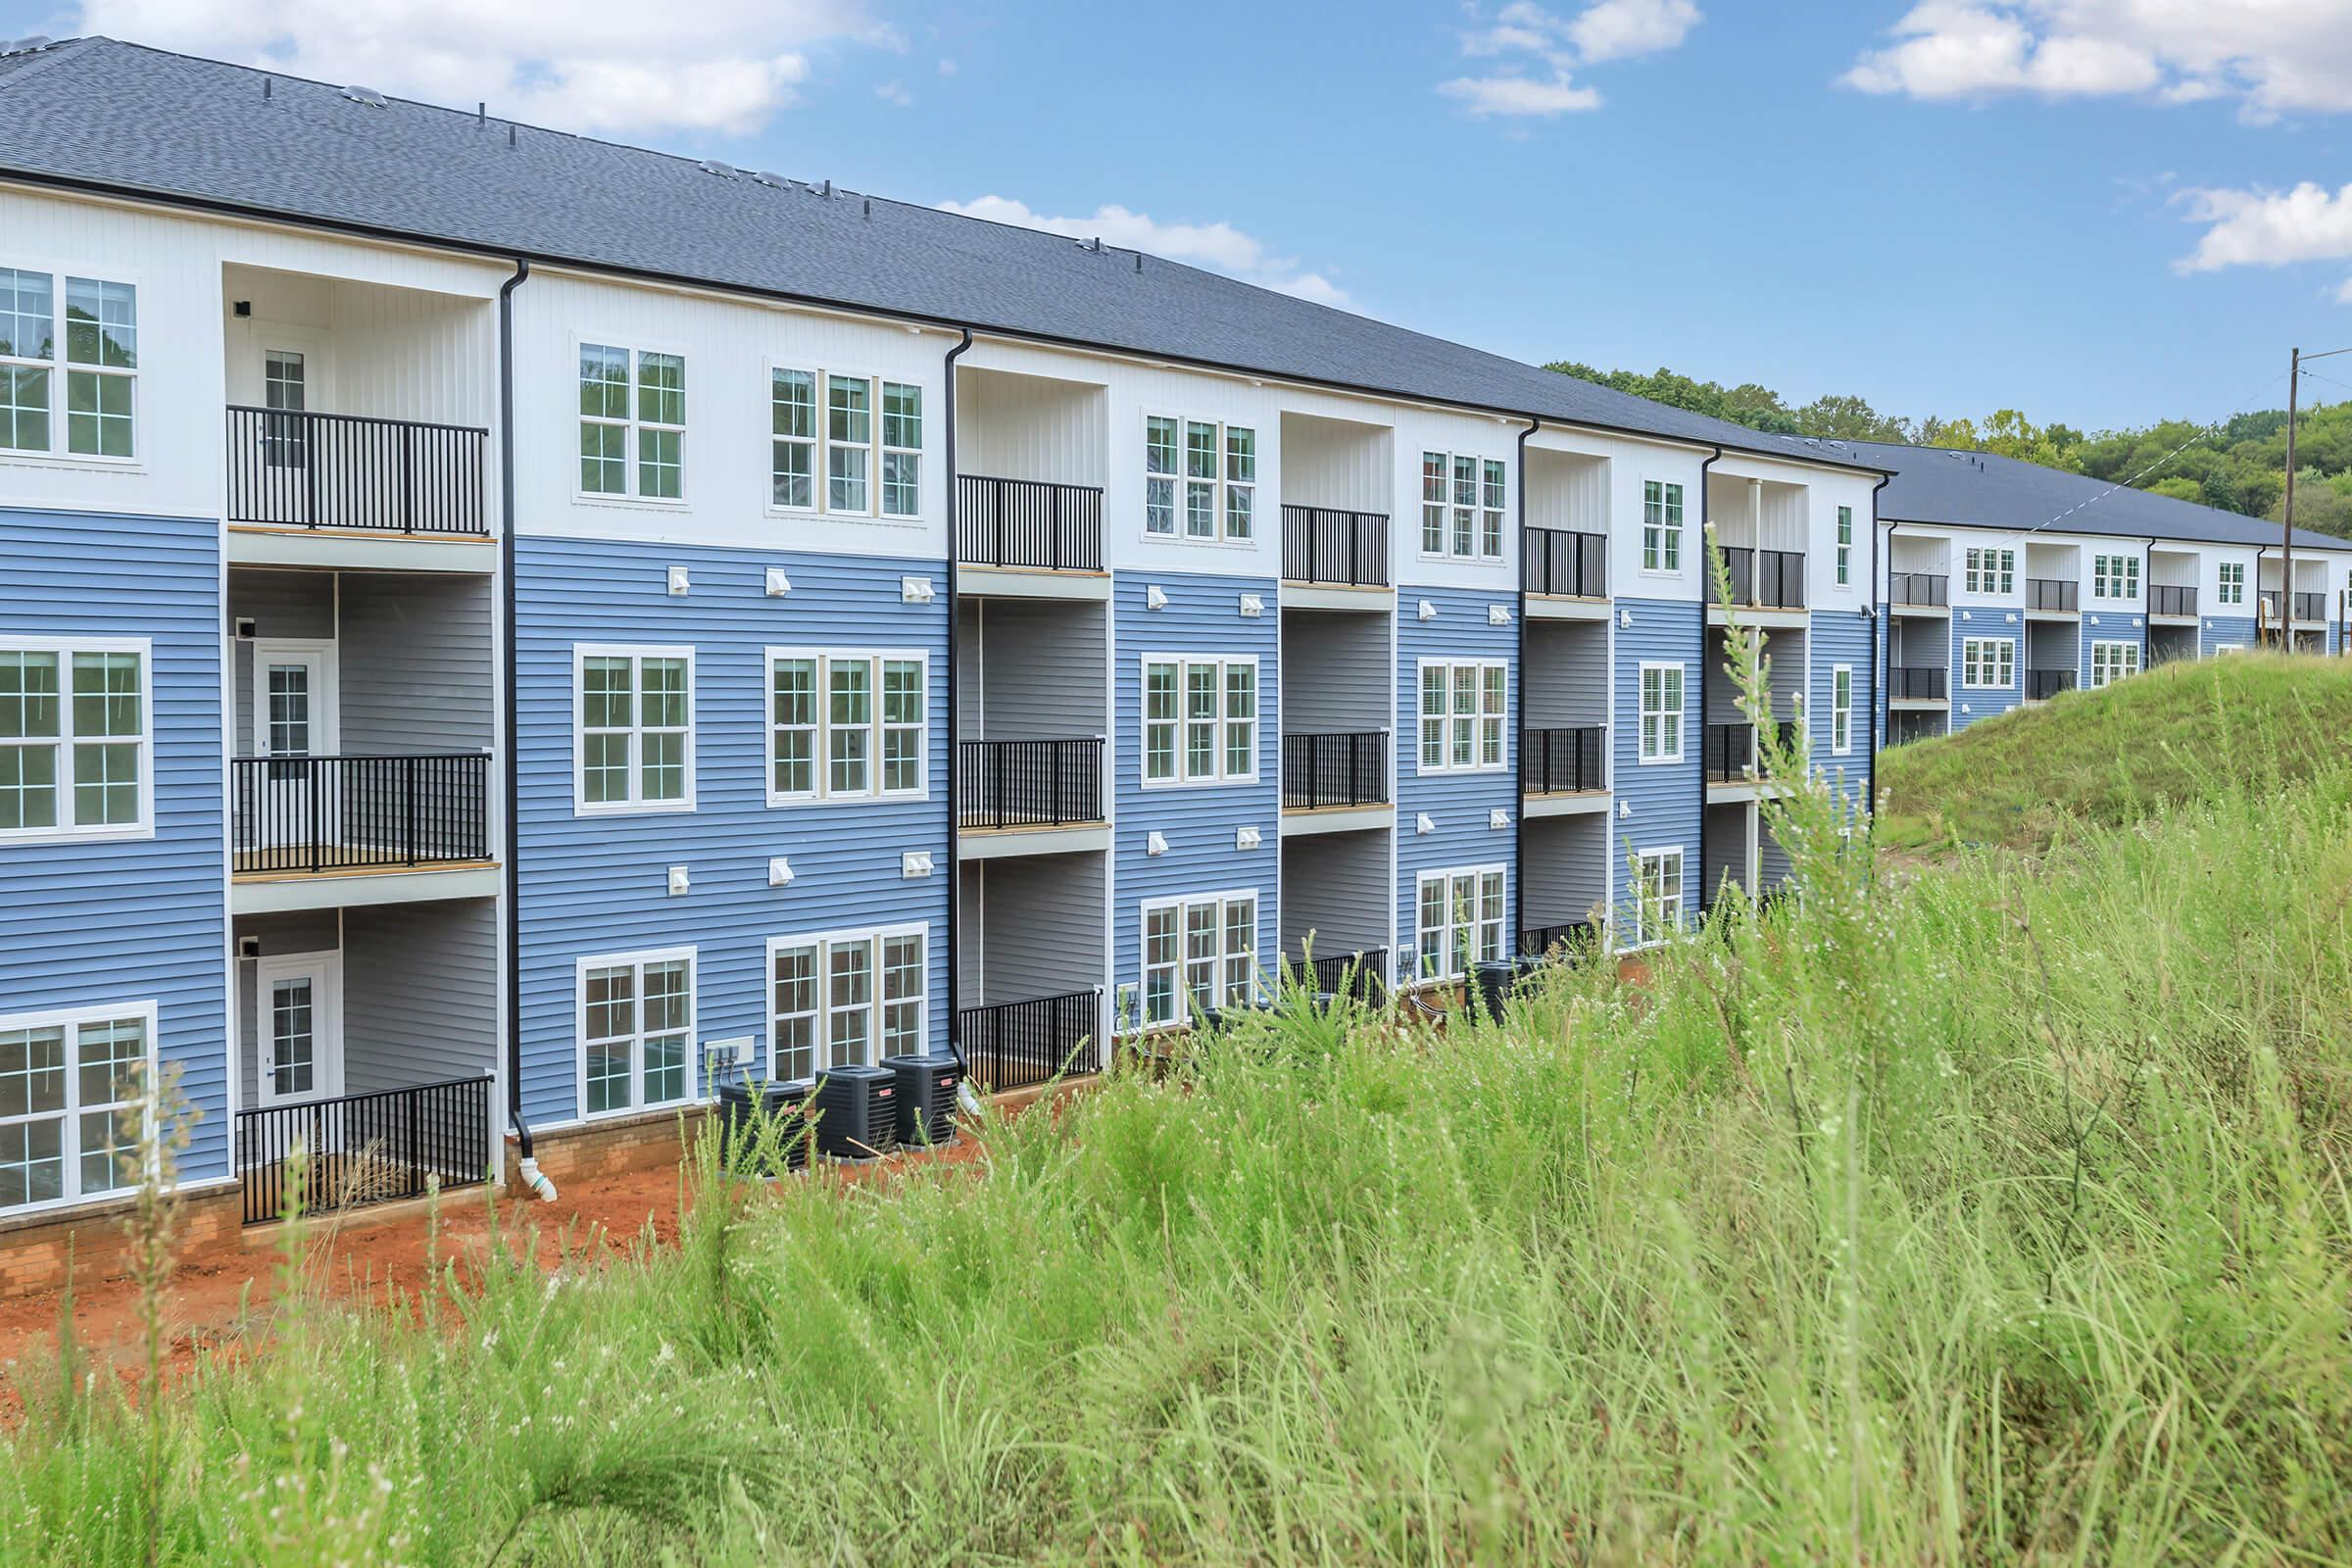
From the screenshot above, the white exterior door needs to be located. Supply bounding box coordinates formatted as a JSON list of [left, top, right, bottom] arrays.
[[249, 641, 337, 851], [256, 954, 343, 1108]]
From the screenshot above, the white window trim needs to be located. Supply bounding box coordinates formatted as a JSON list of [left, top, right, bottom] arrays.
[[1413, 657, 1508, 775], [1411, 863, 1507, 985], [1139, 654, 1260, 788], [0, 998, 159, 1216], [1835, 507, 1853, 588], [1144, 410, 1258, 548], [1640, 479, 1686, 576], [571, 644, 697, 816], [1137, 891, 1259, 1032], [0, 260, 142, 468], [570, 335, 688, 509], [1628, 847, 1686, 949], [1962, 547, 2017, 597], [0, 634, 155, 846], [2088, 639, 2141, 689], [764, 362, 926, 526], [2091, 554, 2141, 602], [762, 647, 930, 806], [2216, 561, 2246, 606], [1830, 663, 1854, 756], [1416, 449, 1508, 564], [574, 947, 700, 1121], [764, 921, 930, 1081], [1637, 660, 1686, 765], [1959, 637, 2017, 691]]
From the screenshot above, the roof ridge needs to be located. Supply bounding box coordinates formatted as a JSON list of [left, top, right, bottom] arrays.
[[0, 34, 96, 92]]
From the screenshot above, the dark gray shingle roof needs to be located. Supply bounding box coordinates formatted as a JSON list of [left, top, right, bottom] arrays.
[[0, 38, 1885, 474]]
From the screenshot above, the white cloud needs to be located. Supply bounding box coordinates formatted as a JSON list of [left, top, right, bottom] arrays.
[[937, 58, 958, 76], [875, 79, 912, 106], [1841, 1, 2352, 120], [2174, 180, 2352, 301], [936, 196, 1352, 308], [75, 0, 902, 136], [1443, 1, 1701, 120]]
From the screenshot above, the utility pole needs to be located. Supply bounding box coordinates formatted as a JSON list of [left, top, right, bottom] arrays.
[[2279, 347, 2297, 648]]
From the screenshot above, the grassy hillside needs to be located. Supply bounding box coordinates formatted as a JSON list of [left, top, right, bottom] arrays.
[[6, 724, 2351, 1561], [1879, 652, 2352, 852]]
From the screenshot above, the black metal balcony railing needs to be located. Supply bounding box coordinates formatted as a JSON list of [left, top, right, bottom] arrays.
[[1285, 949, 1389, 1004], [1715, 546, 1806, 609], [1704, 720, 1801, 783], [237, 1074, 491, 1225], [955, 474, 1105, 571], [1520, 920, 1595, 959], [2027, 667, 2078, 701], [225, 407, 489, 535], [956, 737, 1103, 830], [230, 754, 490, 874], [2149, 584, 2197, 616], [1281, 505, 1391, 587], [1889, 571, 1949, 608], [1889, 665, 1948, 700], [1521, 725, 1605, 795], [1281, 731, 1388, 810], [2294, 592, 2328, 623], [959, 990, 1101, 1093], [2028, 577, 2080, 612], [1522, 526, 1608, 599]]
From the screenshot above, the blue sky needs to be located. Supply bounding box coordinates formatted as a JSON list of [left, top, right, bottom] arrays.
[[7, 1, 2351, 430]]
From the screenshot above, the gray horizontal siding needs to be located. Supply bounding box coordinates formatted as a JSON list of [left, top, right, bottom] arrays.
[[1524, 619, 1606, 728], [342, 897, 498, 1095], [970, 853, 1105, 1008], [1280, 608, 1388, 734], [960, 598, 1106, 741], [1279, 828, 1389, 960], [1522, 812, 1608, 932], [341, 573, 495, 755]]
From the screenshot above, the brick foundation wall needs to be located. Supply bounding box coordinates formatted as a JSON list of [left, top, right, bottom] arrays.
[[0, 1182, 244, 1298], [503, 1105, 711, 1189]]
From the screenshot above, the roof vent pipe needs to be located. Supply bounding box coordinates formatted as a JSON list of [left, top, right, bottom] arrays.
[[863, 196, 872, 219], [263, 75, 271, 99], [1135, 253, 1143, 273], [822, 178, 833, 198], [477, 101, 486, 127], [508, 122, 516, 149]]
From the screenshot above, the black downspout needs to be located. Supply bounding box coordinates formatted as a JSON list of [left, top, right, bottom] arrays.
[[498, 259, 531, 1154], [1694, 446, 1721, 917], [1512, 416, 1538, 958], [1868, 490, 1889, 793], [2143, 536, 2158, 673], [943, 328, 973, 1070]]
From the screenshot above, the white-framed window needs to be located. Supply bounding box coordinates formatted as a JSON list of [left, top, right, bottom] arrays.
[[0, 638, 150, 842], [1963, 547, 2015, 596], [574, 646, 694, 813], [2092, 554, 2140, 601], [1630, 849, 1684, 946], [2089, 640, 2141, 689], [1419, 451, 1505, 560], [577, 343, 684, 501], [1830, 664, 1853, 755], [2217, 562, 2245, 606], [1413, 865, 1505, 983], [1415, 659, 1506, 773], [767, 923, 927, 1080], [1960, 637, 2016, 690], [1835, 506, 1853, 588], [765, 649, 927, 804], [0, 268, 136, 461], [1146, 416, 1254, 542], [0, 1001, 154, 1213], [577, 950, 696, 1119], [1638, 662, 1685, 763], [1642, 480, 1683, 571], [767, 368, 923, 519], [1142, 656, 1257, 786], [1140, 892, 1257, 1028]]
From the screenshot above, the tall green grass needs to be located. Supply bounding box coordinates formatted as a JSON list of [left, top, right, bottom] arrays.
[[7, 712, 2350, 1560]]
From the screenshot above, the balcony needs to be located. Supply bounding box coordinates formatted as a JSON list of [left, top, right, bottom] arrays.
[[958, 990, 1102, 1093], [1889, 571, 1948, 609], [1281, 506, 1390, 587], [230, 754, 490, 876], [2028, 577, 2080, 612], [1522, 526, 1608, 599], [956, 738, 1104, 830], [237, 1074, 492, 1225], [1281, 949, 1389, 1004], [1889, 665, 1948, 701], [2027, 668, 2077, 701], [1716, 547, 1806, 610], [2292, 591, 2328, 624], [1520, 920, 1596, 959], [1281, 731, 1388, 810], [955, 475, 1104, 572], [1522, 725, 1605, 795], [1705, 720, 1801, 784], [225, 408, 489, 536], [2149, 584, 2197, 617]]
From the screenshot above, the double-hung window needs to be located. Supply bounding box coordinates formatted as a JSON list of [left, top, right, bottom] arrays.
[[1831, 664, 1854, 755], [767, 650, 926, 803], [768, 368, 922, 518], [1414, 866, 1504, 983], [575, 647, 693, 812], [1145, 416, 1254, 541], [2092, 554, 2140, 601], [1835, 507, 1853, 588], [2217, 562, 2245, 606], [578, 344, 684, 500], [2088, 640, 2140, 689], [1418, 451, 1504, 560], [1140, 894, 1256, 1028], [1638, 662, 1685, 763], [0, 639, 149, 841], [1963, 548, 2015, 595], [1630, 850, 1684, 946], [0, 1003, 151, 1212], [1142, 656, 1256, 785], [1416, 659, 1505, 773], [1642, 481, 1683, 571], [1960, 637, 2016, 690], [0, 269, 136, 460], [769, 924, 927, 1079], [579, 950, 695, 1117]]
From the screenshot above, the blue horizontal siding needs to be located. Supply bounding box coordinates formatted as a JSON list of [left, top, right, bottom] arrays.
[[1395, 585, 1519, 956], [2201, 615, 2256, 657], [0, 509, 228, 1187], [1608, 596, 1700, 932], [1807, 612, 1872, 811], [514, 536, 950, 1124], [2077, 610, 2144, 689], [1949, 611, 2023, 731]]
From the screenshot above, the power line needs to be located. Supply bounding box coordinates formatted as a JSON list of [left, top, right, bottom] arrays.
[[2015, 370, 2289, 538]]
